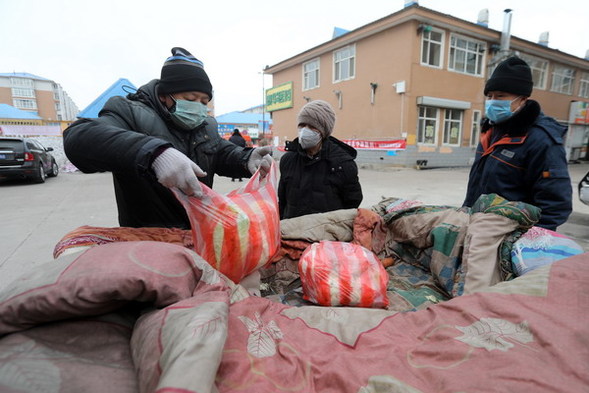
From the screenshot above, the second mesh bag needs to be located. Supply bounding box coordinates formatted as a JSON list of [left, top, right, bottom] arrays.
[[298, 241, 389, 308]]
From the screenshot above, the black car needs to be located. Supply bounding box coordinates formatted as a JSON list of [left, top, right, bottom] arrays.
[[0, 137, 59, 183]]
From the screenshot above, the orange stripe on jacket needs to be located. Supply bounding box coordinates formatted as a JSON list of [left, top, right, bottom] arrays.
[[480, 128, 528, 157]]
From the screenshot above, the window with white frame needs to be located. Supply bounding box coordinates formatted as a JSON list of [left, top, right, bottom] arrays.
[[13, 99, 37, 109], [421, 29, 444, 67], [10, 77, 33, 87], [471, 110, 481, 147], [579, 72, 589, 99], [519, 54, 548, 90], [448, 34, 485, 76], [417, 106, 438, 145], [11, 88, 35, 98], [551, 65, 575, 94], [303, 58, 320, 90], [333, 45, 355, 82], [443, 109, 462, 146]]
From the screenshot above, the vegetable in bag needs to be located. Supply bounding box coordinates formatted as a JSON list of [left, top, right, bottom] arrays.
[[174, 162, 280, 283], [298, 241, 389, 308]]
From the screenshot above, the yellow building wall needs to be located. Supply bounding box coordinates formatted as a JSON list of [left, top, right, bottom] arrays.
[[35, 90, 58, 121], [270, 23, 419, 143], [0, 87, 12, 104], [334, 23, 415, 139], [0, 85, 60, 122]]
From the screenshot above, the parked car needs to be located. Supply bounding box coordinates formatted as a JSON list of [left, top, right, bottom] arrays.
[[580, 170, 589, 206], [0, 137, 59, 183]]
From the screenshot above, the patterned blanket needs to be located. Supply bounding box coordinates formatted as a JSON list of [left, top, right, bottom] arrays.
[[263, 194, 548, 307], [1, 241, 588, 392], [52, 195, 583, 313]]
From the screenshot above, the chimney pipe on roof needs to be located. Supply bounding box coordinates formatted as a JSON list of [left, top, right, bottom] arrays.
[[500, 9, 513, 53], [477, 9, 489, 27], [538, 32, 549, 47], [585, 49, 589, 61]]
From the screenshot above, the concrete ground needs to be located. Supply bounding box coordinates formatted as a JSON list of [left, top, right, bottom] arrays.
[[1, 161, 588, 288]]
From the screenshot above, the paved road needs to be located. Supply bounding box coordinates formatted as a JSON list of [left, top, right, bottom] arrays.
[[1, 162, 588, 288]]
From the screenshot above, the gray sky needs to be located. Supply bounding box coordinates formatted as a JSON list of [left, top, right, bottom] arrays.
[[1, 0, 587, 116]]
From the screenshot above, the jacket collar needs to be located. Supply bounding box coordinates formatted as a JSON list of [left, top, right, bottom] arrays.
[[480, 131, 527, 157], [128, 80, 170, 119], [286, 136, 357, 164], [287, 137, 327, 159], [128, 80, 209, 131]]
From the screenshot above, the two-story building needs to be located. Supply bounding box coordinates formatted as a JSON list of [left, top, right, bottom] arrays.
[[264, 4, 589, 167]]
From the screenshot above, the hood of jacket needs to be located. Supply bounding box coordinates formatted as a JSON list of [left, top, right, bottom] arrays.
[[127, 79, 174, 123], [534, 111, 568, 144]]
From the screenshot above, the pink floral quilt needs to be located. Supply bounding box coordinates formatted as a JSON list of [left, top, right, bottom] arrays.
[[1, 241, 588, 392]]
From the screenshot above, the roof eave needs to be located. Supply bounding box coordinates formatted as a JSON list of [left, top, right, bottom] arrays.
[[264, 4, 588, 74]]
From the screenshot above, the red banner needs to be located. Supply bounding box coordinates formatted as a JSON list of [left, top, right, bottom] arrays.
[[341, 139, 407, 150], [276, 139, 406, 152]]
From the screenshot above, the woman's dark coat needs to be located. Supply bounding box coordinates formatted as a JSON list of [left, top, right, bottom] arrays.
[[278, 136, 363, 219]]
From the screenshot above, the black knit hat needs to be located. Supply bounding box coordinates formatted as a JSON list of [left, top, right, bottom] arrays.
[[484, 56, 533, 97], [159, 47, 213, 99]]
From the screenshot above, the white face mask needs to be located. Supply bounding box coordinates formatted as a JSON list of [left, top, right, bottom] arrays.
[[298, 127, 322, 149]]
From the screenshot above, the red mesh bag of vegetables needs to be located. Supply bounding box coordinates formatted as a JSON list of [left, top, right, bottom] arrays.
[[298, 241, 389, 308], [173, 162, 280, 283]]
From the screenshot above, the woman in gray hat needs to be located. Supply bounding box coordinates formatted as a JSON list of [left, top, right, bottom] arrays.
[[278, 100, 363, 219]]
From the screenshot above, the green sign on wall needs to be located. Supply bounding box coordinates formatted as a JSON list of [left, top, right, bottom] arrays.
[[266, 82, 293, 112]]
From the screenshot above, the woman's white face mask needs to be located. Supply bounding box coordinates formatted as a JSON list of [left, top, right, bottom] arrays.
[[298, 127, 322, 149]]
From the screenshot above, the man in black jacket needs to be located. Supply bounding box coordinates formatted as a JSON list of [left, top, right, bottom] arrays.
[[64, 47, 272, 229], [463, 56, 572, 230], [278, 100, 363, 219], [229, 129, 246, 182]]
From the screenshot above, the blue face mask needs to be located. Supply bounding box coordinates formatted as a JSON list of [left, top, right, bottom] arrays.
[[485, 97, 522, 124], [170, 96, 208, 130]]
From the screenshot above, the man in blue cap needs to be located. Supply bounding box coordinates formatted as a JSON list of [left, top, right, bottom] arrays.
[[64, 47, 272, 229], [463, 56, 572, 230]]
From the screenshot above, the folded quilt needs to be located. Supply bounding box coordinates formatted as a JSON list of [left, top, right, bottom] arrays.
[[53, 225, 193, 258], [1, 241, 588, 393]]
